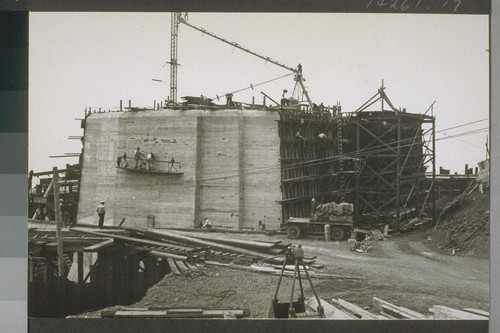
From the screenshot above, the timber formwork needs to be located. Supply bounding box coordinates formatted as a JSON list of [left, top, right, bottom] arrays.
[[277, 106, 359, 222], [278, 90, 435, 229]]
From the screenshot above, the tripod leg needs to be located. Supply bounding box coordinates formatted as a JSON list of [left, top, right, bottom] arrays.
[[297, 259, 305, 304], [302, 260, 324, 317], [288, 258, 299, 318], [273, 255, 288, 301]]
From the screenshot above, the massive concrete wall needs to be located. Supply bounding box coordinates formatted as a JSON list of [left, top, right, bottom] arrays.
[[77, 108, 282, 229]]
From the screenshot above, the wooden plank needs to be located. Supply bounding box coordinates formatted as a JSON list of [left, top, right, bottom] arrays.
[[147, 250, 188, 262], [223, 311, 237, 319], [333, 298, 386, 319], [84, 239, 114, 252], [431, 306, 488, 320], [305, 297, 357, 319], [205, 261, 364, 280], [462, 308, 489, 317], [174, 260, 190, 273], [102, 309, 244, 318], [166, 258, 181, 275], [126, 226, 284, 264], [177, 232, 281, 250], [373, 297, 426, 319], [185, 262, 198, 270]]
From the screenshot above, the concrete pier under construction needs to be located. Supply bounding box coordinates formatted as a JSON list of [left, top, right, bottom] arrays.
[[77, 108, 282, 229]]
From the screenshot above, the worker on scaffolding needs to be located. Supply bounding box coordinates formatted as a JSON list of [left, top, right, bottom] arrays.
[[121, 152, 129, 168], [146, 152, 156, 170], [295, 128, 307, 148], [134, 147, 144, 169], [226, 93, 233, 106], [60, 199, 71, 227], [168, 157, 178, 172]]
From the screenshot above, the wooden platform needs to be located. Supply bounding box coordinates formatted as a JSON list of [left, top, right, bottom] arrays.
[[116, 166, 183, 175]]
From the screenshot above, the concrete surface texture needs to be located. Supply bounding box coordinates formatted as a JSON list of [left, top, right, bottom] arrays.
[[77, 108, 282, 229]]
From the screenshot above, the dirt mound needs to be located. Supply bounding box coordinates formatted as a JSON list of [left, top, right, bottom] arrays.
[[433, 186, 489, 258]]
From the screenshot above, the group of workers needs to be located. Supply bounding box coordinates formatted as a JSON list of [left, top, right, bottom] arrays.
[[295, 129, 328, 147], [31, 198, 77, 227], [117, 147, 179, 172], [117, 147, 156, 170]]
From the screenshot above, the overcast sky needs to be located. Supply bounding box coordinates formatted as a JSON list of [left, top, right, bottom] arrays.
[[29, 12, 489, 174]]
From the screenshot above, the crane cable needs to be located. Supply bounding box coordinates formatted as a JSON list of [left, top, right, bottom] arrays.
[[212, 73, 294, 102]]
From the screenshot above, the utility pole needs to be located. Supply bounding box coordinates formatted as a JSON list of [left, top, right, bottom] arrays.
[[53, 167, 65, 277]]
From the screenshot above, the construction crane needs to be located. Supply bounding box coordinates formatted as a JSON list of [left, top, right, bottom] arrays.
[[169, 13, 313, 108], [169, 12, 182, 103]]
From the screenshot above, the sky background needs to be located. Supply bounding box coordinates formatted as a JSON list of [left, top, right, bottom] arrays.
[[29, 12, 489, 174]]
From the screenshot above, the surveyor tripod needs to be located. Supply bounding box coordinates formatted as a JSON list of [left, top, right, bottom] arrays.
[[269, 244, 325, 318]]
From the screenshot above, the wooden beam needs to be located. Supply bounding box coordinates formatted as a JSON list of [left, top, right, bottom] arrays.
[[166, 257, 181, 275], [462, 308, 489, 317], [77, 252, 84, 283], [332, 298, 386, 319], [52, 167, 65, 277], [148, 250, 188, 262], [430, 306, 488, 320], [373, 297, 426, 319], [305, 297, 357, 319], [126, 227, 286, 264], [177, 232, 281, 251], [84, 239, 114, 252], [101, 308, 245, 318]]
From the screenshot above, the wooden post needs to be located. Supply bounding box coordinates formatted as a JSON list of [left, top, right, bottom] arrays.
[[324, 224, 331, 241], [77, 252, 84, 284], [53, 167, 65, 277]]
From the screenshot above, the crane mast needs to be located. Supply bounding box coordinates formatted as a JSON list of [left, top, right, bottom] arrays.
[[169, 12, 181, 103], [172, 14, 313, 108]]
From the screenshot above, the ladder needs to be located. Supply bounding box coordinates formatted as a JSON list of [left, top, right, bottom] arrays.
[[337, 116, 345, 202]]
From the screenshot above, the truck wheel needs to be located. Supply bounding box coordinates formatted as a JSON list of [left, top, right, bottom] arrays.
[[331, 227, 345, 241], [287, 225, 302, 239]]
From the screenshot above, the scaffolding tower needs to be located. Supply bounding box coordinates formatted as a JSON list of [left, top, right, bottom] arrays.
[[278, 89, 436, 229]]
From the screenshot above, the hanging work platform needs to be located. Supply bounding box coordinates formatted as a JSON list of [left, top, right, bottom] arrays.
[[116, 166, 183, 175], [116, 158, 183, 175]]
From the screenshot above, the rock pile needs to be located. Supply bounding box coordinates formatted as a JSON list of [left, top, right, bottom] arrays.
[[434, 186, 489, 258]]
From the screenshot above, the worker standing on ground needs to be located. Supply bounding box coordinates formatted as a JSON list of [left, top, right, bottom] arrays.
[[134, 147, 144, 169], [96, 201, 106, 229]]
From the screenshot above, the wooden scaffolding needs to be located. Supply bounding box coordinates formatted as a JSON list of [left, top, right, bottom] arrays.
[[278, 89, 436, 229]]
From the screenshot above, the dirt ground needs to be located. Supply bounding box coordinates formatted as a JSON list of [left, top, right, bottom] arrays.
[[83, 188, 489, 319], [122, 226, 488, 318]]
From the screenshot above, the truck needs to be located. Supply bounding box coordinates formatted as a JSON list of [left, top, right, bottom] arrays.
[[281, 200, 354, 241]]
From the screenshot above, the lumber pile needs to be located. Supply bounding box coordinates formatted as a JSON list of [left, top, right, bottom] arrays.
[[69, 226, 319, 276], [101, 307, 250, 319], [308, 297, 491, 320]]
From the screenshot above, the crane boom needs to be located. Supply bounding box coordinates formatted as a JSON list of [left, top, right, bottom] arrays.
[[178, 15, 313, 108]]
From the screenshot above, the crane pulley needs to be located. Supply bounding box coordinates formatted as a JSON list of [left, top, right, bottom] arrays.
[[174, 13, 313, 108]]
